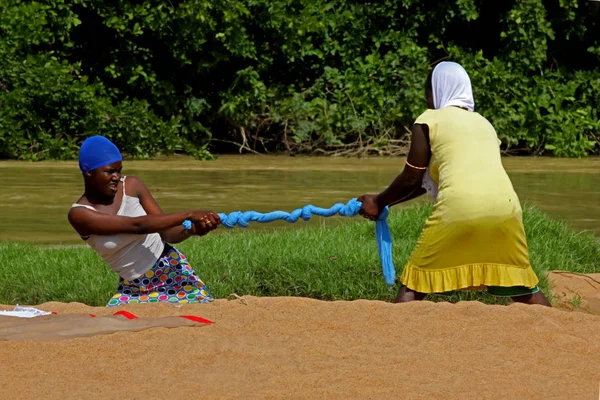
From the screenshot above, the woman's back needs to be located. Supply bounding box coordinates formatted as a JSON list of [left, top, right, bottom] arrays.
[[416, 107, 521, 220]]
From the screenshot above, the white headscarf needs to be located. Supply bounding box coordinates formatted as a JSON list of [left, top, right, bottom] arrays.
[[431, 61, 475, 111], [422, 61, 475, 202]]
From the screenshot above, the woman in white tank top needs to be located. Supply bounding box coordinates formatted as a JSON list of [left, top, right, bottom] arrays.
[[68, 136, 221, 306]]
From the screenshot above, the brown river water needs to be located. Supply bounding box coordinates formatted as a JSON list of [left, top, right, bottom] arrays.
[[0, 155, 598, 244]]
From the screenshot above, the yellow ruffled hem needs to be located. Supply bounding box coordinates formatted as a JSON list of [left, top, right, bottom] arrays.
[[399, 262, 540, 294]]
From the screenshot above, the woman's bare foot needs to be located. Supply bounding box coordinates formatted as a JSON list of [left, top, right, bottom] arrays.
[[394, 285, 427, 303]]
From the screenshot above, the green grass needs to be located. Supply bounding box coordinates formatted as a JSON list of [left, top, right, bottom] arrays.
[[0, 204, 598, 306]]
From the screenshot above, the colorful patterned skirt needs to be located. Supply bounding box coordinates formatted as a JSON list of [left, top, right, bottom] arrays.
[[107, 244, 213, 307]]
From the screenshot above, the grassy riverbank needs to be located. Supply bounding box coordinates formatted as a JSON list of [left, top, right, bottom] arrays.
[[1, 205, 598, 306]]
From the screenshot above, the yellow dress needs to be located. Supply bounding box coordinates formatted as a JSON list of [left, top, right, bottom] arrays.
[[399, 107, 540, 293]]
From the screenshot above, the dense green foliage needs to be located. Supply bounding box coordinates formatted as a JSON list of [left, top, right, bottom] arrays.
[[1, 205, 598, 306], [1, 0, 599, 159]]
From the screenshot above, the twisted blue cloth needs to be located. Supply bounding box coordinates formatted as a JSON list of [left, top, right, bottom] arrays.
[[182, 198, 396, 286]]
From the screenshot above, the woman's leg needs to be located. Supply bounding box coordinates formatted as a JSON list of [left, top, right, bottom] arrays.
[[511, 291, 552, 307], [487, 285, 552, 307], [394, 285, 427, 303], [171, 246, 214, 303]]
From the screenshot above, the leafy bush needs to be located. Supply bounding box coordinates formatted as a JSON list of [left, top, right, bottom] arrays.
[[0, 0, 598, 159]]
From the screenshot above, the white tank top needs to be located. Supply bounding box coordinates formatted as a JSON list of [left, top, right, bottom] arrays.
[[71, 176, 165, 281]]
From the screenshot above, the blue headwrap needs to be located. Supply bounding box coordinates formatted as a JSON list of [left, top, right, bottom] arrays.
[[78, 136, 122, 173]]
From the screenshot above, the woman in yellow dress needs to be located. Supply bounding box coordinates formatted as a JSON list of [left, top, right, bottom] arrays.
[[358, 61, 551, 306]]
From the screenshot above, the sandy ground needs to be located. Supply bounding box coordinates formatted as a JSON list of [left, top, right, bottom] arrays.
[[548, 271, 600, 315], [1, 273, 600, 400]]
